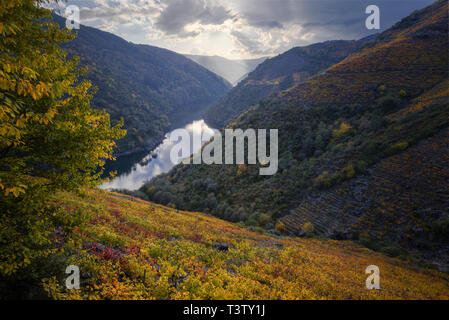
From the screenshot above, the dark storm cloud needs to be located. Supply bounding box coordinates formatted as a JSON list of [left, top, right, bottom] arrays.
[[251, 20, 284, 30], [227, 0, 436, 55], [154, 0, 233, 37], [235, 0, 436, 40]]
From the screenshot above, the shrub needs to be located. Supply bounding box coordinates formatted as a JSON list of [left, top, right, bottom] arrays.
[[392, 141, 409, 151], [314, 171, 334, 189], [332, 122, 352, 140], [274, 221, 286, 233], [343, 165, 356, 179], [246, 218, 259, 227], [259, 213, 272, 226], [301, 222, 315, 235], [381, 246, 407, 258], [431, 218, 449, 240], [376, 95, 400, 113]]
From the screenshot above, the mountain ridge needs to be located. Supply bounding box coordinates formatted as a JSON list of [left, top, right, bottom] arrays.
[[53, 14, 231, 152], [185, 54, 267, 86], [203, 36, 376, 128]]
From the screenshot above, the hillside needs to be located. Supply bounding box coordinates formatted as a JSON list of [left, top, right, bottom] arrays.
[[185, 55, 267, 86], [2, 0, 449, 301], [140, 0, 449, 267], [283, 1, 448, 106], [53, 15, 231, 152], [280, 127, 449, 269], [34, 189, 449, 299], [204, 38, 372, 128]]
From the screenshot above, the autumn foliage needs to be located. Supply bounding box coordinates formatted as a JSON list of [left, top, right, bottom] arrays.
[[43, 189, 449, 300], [0, 0, 124, 285]]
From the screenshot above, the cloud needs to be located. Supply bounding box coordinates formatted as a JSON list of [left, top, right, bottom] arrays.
[[154, 0, 233, 38], [251, 20, 284, 30], [52, 0, 436, 58]]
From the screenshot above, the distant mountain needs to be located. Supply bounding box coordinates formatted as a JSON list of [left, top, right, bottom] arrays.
[[53, 15, 231, 152], [141, 0, 449, 268], [203, 38, 373, 128], [185, 55, 267, 86]]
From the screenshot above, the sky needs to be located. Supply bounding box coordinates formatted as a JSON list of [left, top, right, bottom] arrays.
[[50, 0, 436, 59]]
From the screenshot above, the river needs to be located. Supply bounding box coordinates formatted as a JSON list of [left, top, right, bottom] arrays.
[[99, 119, 216, 191]]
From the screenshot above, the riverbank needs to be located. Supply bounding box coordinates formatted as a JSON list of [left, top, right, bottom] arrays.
[[101, 119, 216, 191], [113, 136, 165, 158]]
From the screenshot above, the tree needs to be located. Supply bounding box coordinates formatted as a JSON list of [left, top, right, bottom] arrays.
[[258, 213, 271, 226], [0, 0, 125, 283]]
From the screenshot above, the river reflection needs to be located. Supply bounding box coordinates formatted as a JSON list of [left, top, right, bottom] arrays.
[[100, 119, 216, 191]]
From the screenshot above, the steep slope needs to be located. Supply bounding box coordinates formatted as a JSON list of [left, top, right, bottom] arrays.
[[139, 0, 448, 266], [185, 55, 266, 85], [53, 15, 231, 152], [39, 189, 449, 299], [283, 0, 448, 106], [280, 127, 449, 269], [204, 39, 372, 128]]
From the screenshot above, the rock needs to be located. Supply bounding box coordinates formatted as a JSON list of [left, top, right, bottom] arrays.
[[258, 239, 283, 248], [296, 230, 306, 237], [268, 240, 283, 248], [212, 242, 230, 251], [329, 231, 345, 240], [265, 223, 274, 230]]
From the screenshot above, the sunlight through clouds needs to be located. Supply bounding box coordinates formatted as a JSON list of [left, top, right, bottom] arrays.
[[49, 0, 435, 59]]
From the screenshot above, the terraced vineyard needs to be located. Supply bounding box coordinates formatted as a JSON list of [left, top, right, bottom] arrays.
[[389, 79, 449, 120], [282, 1, 448, 106], [281, 128, 449, 268]]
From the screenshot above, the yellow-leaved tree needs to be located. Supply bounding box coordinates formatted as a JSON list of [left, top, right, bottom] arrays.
[[0, 0, 125, 297]]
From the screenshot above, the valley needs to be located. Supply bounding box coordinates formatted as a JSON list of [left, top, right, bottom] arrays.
[[52, 15, 231, 153], [1, 0, 448, 301], [140, 0, 449, 269]]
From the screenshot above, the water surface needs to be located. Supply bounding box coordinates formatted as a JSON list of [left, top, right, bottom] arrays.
[[100, 119, 215, 191]]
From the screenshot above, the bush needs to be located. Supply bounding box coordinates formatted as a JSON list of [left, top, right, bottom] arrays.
[[246, 218, 259, 227], [332, 122, 352, 141], [380, 246, 407, 258], [343, 165, 356, 179], [431, 218, 449, 240], [376, 95, 400, 113], [315, 166, 355, 190], [392, 141, 409, 152], [314, 171, 334, 189], [274, 221, 286, 233], [301, 222, 315, 235], [259, 213, 272, 226]]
